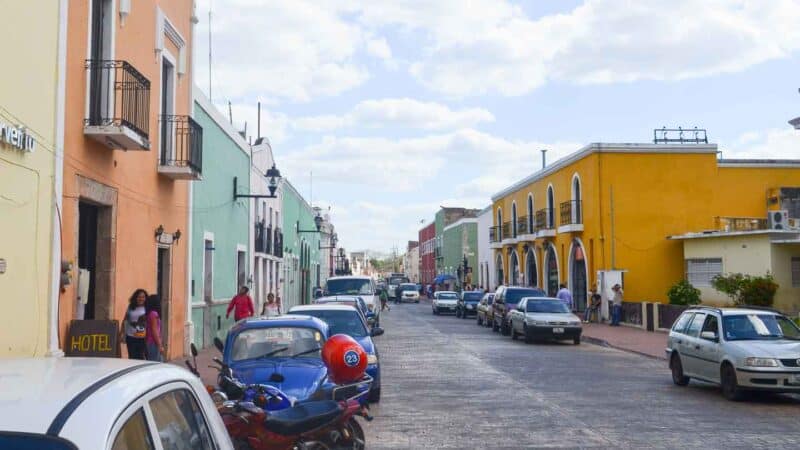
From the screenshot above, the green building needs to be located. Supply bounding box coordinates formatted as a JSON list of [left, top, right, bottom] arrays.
[[282, 180, 322, 309], [189, 91, 252, 348], [434, 207, 481, 285]]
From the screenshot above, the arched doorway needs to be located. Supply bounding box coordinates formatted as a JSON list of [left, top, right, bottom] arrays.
[[525, 249, 537, 287], [547, 185, 555, 228], [510, 250, 520, 286], [572, 174, 582, 224], [570, 241, 587, 311], [544, 244, 559, 296], [495, 253, 504, 286]]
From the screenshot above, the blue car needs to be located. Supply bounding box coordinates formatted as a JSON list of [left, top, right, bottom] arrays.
[[288, 304, 384, 403], [220, 314, 371, 404]]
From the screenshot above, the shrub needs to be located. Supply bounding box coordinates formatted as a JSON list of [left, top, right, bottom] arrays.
[[667, 280, 701, 305], [710, 273, 779, 307]]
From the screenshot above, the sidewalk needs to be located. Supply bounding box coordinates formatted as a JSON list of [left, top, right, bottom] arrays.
[[170, 346, 220, 386], [581, 323, 667, 360]]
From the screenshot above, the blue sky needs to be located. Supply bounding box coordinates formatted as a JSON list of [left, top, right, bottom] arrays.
[[194, 0, 800, 253]]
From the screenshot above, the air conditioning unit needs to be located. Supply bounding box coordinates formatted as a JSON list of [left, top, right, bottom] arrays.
[[768, 210, 789, 230]]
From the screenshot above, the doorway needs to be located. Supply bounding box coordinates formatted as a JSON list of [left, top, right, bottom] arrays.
[[157, 246, 171, 349], [526, 250, 537, 288], [545, 244, 559, 297], [570, 244, 587, 311], [77, 202, 99, 320]]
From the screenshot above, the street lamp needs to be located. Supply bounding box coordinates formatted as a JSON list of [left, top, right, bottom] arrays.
[[319, 232, 338, 250], [233, 164, 283, 200], [297, 213, 323, 234]]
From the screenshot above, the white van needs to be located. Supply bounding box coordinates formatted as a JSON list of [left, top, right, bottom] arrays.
[[324, 276, 381, 325]]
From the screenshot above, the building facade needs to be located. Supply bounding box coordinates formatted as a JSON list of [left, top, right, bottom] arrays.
[[317, 208, 335, 286], [419, 222, 435, 285], [282, 180, 322, 309], [442, 218, 478, 287], [491, 142, 800, 312], [434, 207, 480, 277], [405, 241, 420, 282], [189, 90, 249, 348], [476, 206, 496, 291], [0, 0, 67, 356], [250, 137, 283, 314]]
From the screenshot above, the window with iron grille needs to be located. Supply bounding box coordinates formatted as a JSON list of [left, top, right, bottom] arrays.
[[792, 257, 800, 287], [685, 258, 722, 287]]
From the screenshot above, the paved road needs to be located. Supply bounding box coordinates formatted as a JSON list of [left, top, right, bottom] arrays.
[[363, 300, 800, 449]]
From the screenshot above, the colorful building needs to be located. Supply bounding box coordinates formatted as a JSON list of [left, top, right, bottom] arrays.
[[189, 90, 250, 348], [443, 218, 478, 287], [434, 207, 480, 276], [0, 0, 67, 356], [490, 142, 800, 312], [282, 181, 322, 309], [250, 137, 283, 313], [418, 222, 435, 285], [59, 0, 199, 359], [405, 241, 420, 283], [476, 205, 496, 291]]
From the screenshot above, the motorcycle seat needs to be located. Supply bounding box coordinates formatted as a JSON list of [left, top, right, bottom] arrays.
[[263, 400, 343, 435]]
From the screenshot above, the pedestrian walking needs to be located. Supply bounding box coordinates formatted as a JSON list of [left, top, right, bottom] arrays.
[[226, 286, 255, 322], [261, 293, 281, 317], [610, 284, 624, 326], [583, 287, 602, 323], [145, 294, 165, 362], [394, 284, 402, 305], [121, 289, 148, 360], [556, 283, 573, 310], [380, 288, 390, 311]]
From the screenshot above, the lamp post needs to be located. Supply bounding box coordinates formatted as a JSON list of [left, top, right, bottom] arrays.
[[297, 213, 323, 234], [233, 164, 282, 200]]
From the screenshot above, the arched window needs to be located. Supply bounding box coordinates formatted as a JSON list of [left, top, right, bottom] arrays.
[[572, 174, 582, 224], [527, 194, 533, 233], [545, 244, 559, 296], [511, 202, 518, 237], [497, 208, 503, 239], [525, 248, 537, 287], [547, 185, 555, 228]]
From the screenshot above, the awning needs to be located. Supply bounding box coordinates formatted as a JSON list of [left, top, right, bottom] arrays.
[[433, 274, 457, 284]]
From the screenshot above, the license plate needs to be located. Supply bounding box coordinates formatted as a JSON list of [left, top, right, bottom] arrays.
[[553, 327, 564, 334]]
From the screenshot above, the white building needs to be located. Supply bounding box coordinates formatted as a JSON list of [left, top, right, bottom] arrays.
[[250, 138, 283, 313], [405, 244, 420, 282], [316, 207, 336, 288], [477, 205, 496, 290]]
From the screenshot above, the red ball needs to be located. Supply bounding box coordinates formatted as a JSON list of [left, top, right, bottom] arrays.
[[321, 334, 367, 384]]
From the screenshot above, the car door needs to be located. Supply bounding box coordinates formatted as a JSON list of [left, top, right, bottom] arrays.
[[695, 314, 722, 381], [492, 289, 504, 324], [680, 313, 706, 378], [511, 299, 526, 333]]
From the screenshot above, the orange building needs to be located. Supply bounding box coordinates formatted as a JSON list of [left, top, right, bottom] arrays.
[[60, 0, 200, 359]]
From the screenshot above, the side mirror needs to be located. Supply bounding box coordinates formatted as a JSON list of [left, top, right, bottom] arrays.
[[371, 327, 385, 337], [700, 331, 718, 342], [214, 337, 224, 353], [190, 343, 198, 357]]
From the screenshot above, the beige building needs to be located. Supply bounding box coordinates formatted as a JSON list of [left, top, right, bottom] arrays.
[[405, 243, 420, 283], [670, 227, 800, 314]]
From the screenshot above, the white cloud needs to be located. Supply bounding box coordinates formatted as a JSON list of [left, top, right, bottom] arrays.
[[293, 98, 495, 132], [365, 37, 392, 60], [723, 128, 800, 159]]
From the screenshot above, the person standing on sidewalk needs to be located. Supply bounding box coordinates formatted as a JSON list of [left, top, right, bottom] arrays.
[[261, 293, 281, 317], [556, 283, 573, 310], [122, 289, 148, 360], [226, 286, 254, 322], [583, 287, 602, 323], [145, 294, 165, 362], [610, 284, 624, 326]]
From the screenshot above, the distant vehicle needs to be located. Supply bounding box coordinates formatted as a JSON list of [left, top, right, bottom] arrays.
[[313, 295, 372, 324], [508, 297, 582, 344], [491, 286, 546, 335], [387, 274, 410, 300], [666, 306, 800, 401], [397, 283, 420, 303], [324, 276, 381, 326], [432, 291, 459, 315], [456, 291, 483, 318], [0, 358, 232, 449], [476, 293, 495, 327]]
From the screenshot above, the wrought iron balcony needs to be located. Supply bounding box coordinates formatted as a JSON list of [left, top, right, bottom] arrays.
[[274, 228, 284, 257], [560, 200, 583, 226], [502, 222, 512, 240], [489, 226, 500, 243], [84, 60, 151, 150], [535, 208, 554, 230], [158, 115, 203, 180], [255, 221, 273, 254], [517, 216, 529, 236]]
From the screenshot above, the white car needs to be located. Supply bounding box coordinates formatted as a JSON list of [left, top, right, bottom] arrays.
[[432, 291, 459, 315], [324, 276, 381, 325], [508, 297, 582, 344], [666, 306, 800, 401], [398, 283, 420, 303], [0, 358, 232, 449]]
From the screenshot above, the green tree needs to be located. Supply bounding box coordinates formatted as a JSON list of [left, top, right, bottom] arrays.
[[667, 280, 701, 305], [711, 273, 779, 307]]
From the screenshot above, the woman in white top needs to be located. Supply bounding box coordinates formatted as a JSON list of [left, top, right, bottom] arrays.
[[261, 293, 281, 317], [122, 289, 148, 359]]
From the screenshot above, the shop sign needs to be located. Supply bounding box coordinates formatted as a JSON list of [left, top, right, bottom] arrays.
[[65, 320, 120, 357], [0, 120, 36, 152]]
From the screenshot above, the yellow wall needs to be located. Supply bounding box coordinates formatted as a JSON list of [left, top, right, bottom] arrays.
[[492, 145, 800, 306], [0, 0, 61, 356]]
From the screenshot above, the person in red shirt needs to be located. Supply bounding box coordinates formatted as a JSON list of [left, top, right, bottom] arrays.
[[226, 286, 254, 321]]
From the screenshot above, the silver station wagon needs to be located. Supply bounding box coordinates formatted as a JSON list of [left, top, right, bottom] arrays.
[[666, 306, 800, 400]]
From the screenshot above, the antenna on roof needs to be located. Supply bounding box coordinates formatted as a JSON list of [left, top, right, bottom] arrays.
[[541, 149, 547, 169], [228, 101, 232, 124], [257, 101, 261, 139]]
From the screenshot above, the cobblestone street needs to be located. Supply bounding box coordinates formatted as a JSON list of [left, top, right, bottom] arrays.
[[364, 301, 800, 449]]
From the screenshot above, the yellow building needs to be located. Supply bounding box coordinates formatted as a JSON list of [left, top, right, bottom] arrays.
[[490, 142, 800, 312], [0, 0, 68, 356]]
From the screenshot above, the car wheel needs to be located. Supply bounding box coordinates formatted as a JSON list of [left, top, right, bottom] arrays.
[[369, 387, 381, 403], [523, 324, 533, 343], [721, 363, 744, 401], [462, 310, 468, 319], [416, 300, 419, 304], [573, 336, 581, 345], [477, 315, 483, 326], [492, 319, 499, 332], [501, 320, 510, 336], [510, 321, 517, 340], [669, 353, 690, 386]]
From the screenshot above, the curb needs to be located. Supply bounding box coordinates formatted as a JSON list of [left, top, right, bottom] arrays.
[[581, 334, 666, 361]]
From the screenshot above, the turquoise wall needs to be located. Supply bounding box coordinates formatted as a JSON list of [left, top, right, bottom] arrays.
[[282, 181, 322, 306], [443, 222, 478, 283]]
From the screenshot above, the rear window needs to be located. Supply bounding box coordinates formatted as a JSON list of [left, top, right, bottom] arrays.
[[671, 313, 694, 334], [462, 292, 482, 301], [505, 288, 545, 304], [0, 433, 78, 450]]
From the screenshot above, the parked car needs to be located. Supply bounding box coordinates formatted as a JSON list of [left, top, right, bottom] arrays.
[[288, 304, 384, 402], [313, 295, 374, 325], [666, 306, 800, 401], [324, 275, 381, 326], [0, 358, 232, 449], [476, 293, 495, 326], [508, 297, 582, 344], [456, 291, 484, 318], [432, 291, 459, 315], [398, 283, 420, 303], [491, 286, 546, 335]]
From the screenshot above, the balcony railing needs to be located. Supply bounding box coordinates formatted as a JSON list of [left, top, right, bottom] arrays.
[[714, 216, 768, 232], [489, 226, 500, 243], [517, 216, 529, 235], [84, 59, 150, 150], [159, 115, 203, 179], [274, 228, 284, 258], [502, 222, 512, 240], [535, 208, 554, 230], [560, 200, 582, 225], [255, 221, 274, 254]]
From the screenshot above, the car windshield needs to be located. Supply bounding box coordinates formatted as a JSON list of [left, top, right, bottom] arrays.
[[438, 293, 458, 299], [722, 314, 800, 341], [231, 326, 323, 361], [505, 289, 546, 305], [326, 279, 373, 295], [463, 292, 482, 301], [294, 310, 367, 337], [399, 284, 417, 291], [388, 276, 409, 285], [527, 300, 570, 313]]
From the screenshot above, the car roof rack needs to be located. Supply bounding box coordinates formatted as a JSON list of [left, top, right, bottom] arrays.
[[687, 305, 723, 315], [735, 305, 782, 314]]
